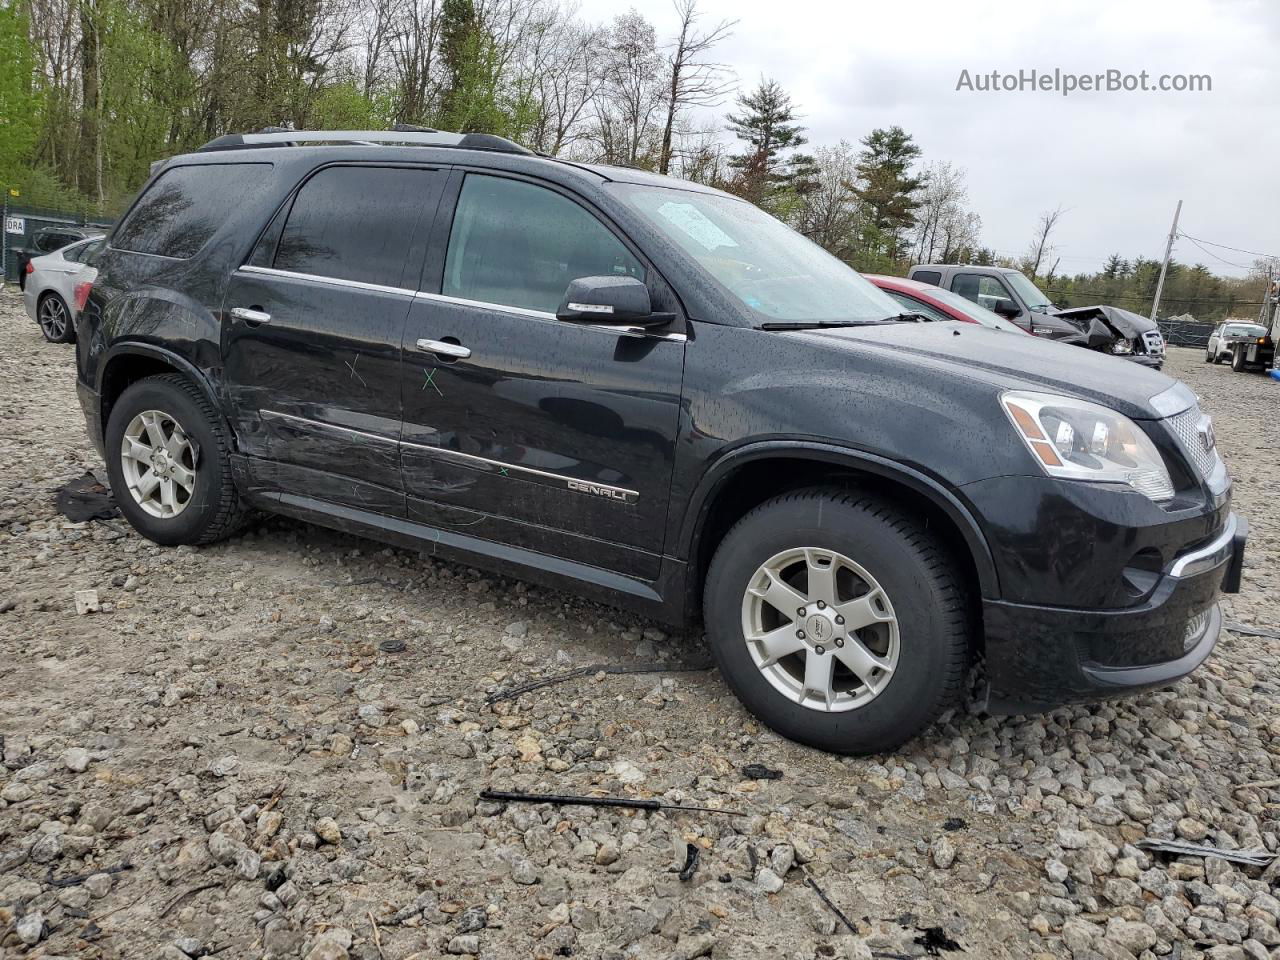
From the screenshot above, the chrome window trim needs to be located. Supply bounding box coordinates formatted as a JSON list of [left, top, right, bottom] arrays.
[[238, 264, 416, 298], [1169, 512, 1238, 579], [236, 267, 686, 341]]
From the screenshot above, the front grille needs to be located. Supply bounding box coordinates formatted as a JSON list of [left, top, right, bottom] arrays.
[[1142, 330, 1165, 355], [1166, 406, 1218, 478]]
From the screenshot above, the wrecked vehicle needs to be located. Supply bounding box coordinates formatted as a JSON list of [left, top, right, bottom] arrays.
[[1051, 304, 1167, 370], [910, 264, 1166, 368], [76, 129, 1244, 754]]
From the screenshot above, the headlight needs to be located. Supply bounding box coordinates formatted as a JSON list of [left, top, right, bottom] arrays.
[[1001, 391, 1174, 501], [1110, 338, 1134, 355]]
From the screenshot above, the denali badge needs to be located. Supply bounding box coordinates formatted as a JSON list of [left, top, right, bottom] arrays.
[[567, 479, 633, 502]]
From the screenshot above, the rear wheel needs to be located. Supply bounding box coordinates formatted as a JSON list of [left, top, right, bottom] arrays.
[[105, 375, 246, 545], [37, 293, 74, 343], [703, 489, 970, 754]]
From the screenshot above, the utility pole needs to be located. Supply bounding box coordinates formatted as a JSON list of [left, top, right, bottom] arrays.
[[1149, 199, 1182, 323]]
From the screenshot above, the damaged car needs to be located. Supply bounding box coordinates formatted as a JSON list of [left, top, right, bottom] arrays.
[[76, 129, 1244, 754], [909, 264, 1165, 368]]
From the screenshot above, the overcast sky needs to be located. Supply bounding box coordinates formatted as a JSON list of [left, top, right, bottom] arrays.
[[580, 0, 1278, 278]]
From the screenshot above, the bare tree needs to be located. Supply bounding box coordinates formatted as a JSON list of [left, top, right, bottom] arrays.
[[795, 141, 864, 260], [1024, 205, 1064, 281], [591, 10, 664, 166], [656, 0, 733, 175]]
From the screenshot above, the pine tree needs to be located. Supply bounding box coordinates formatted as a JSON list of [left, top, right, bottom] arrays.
[[725, 78, 812, 208], [852, 126, 924, 261]]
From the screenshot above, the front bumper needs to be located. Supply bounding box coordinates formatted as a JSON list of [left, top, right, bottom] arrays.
[[982, 512, 1246, 713], [1124, 353, 1163, 369]]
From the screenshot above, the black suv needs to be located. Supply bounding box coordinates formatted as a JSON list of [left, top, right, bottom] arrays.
[[76, 130, 1246, 754]]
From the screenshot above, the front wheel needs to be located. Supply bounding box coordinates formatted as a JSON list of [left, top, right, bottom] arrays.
[[703, 489, 970, 754], [105, 374, 246, 545], [1232, 349, 1246, 372]]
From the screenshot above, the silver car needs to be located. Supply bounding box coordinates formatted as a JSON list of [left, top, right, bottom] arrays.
[[23, 235, 105, 343]]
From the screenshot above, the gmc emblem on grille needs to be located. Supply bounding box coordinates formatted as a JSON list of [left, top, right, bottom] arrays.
[[1197, 418, 1215, 453]]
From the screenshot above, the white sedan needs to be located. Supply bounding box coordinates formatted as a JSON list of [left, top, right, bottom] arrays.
[[23, 235, 105, 343]]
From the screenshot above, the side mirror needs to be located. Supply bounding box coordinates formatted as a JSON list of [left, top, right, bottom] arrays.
[[556, 276, 671, 327], [992, 300, 1020, 319]]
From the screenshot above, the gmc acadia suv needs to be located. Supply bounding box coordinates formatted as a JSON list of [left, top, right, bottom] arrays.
[[75, 129, 1246, 753]]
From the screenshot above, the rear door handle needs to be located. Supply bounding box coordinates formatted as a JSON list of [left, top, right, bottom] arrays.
[[231, 306, 271, 325], [415, 338, 471, 359]]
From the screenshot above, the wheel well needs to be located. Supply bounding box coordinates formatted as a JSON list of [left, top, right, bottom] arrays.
[[100, 354, 184, 434], [690, 457, 986, 650]]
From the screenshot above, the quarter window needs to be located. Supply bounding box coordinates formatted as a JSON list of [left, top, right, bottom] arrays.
[[114, 163, 272, 259], [911, 270, 942, 286], [274, 166, 437, 288], [443, 174, 644, 314]]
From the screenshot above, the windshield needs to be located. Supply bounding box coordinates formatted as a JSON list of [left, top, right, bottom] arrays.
[[1224, 324, 1267, 337], [1004, 271, 1053, 312], [614, 184, 902, 325], [919, 285, 1025, 332]]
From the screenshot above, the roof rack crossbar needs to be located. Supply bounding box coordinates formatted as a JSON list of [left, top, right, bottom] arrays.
[[196, 130, 533, 155]]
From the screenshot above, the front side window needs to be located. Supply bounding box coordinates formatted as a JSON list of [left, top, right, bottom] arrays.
[[443, 174, 644, 314], [953, 274, 1018, 313], [114, 163, 272, 259], [274, 166, 438, 289], [1005, 271, 1054, 311], [615, 183, 900, 325]]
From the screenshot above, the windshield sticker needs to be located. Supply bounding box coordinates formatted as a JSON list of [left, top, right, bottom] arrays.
[[656, 202, 739, 252]]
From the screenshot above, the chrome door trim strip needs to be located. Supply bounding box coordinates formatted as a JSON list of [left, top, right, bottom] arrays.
[[402, 440, 640, 504], [260, 409, 640, 505], [260, 409, 398, 445]]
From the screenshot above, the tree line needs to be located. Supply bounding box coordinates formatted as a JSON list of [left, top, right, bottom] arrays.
[[0, 0, 1265, 320]]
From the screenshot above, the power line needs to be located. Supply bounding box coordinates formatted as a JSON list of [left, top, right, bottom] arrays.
[[1181, 235, 1253, 271], [1045, 289, 1265, 306], [1177, 231, 1280, 263]]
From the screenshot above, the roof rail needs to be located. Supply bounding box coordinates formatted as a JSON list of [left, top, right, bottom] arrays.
[[195, 129, 533, 156]]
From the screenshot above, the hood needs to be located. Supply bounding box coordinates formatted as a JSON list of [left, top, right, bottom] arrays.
[[1051, 304, 1158, 340], [791, 320, 1176, 419]]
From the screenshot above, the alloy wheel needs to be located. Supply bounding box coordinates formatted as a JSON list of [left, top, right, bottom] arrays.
[[740, 547, 900, 712], [38, 297, 68, 340], [119, 409, 197, 518]]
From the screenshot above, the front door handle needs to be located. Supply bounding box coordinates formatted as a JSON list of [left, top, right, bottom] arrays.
[[231, 306, 272, 325], [416, 338, 471, 360]]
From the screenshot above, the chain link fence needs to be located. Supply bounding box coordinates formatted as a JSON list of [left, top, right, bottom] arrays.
[[2, 199, 115, 285]]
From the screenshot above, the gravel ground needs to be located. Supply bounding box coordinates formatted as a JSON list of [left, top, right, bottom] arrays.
[[2, 286, 1279, 960]]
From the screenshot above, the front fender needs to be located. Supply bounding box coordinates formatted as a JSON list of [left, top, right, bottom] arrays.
[[678, 439, 1000, 600]]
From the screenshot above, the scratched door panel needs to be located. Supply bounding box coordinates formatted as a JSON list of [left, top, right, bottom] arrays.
[[220, 165, 446, 515], [400, 298, 685, 580]]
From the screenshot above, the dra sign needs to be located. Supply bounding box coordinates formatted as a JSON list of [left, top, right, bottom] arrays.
[[4, 216, 24, 235]]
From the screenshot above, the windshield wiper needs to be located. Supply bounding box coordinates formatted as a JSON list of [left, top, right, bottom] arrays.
[[882, 312, 927, 323], [760, 320, 884, 330]]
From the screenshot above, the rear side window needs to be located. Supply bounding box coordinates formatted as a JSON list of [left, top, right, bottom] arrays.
[[273, 166, 437, 289], [443, 174, 644, 314], [114, 163, 272, 259], [911, 270, 942, 286], [61, 240, 92, 263]]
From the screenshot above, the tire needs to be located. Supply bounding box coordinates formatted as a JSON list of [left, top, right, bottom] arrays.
[[703, 488, 969, 754], [1204, 350, 1212, 363], [105, 374, 246, 546], [1232, 349, 1246, 372], [37, 292, 75, 343]]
